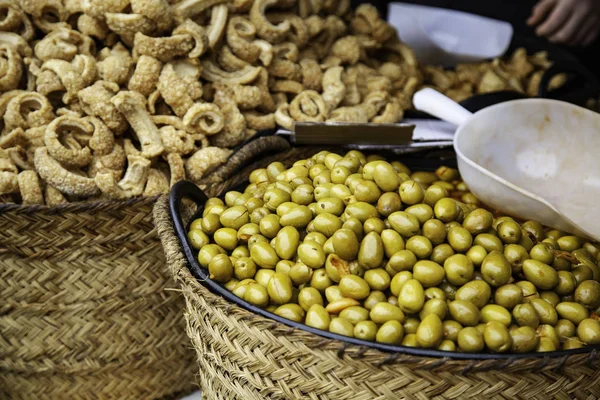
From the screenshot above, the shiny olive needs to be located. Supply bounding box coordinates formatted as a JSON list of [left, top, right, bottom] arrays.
[[364, 218, 386, 235], [553, 271, 577, 296], [413, 260, 445, 287], [411, 171, 437, 185], [267, 272, 293, 305], [234, 257, 257, 280], [250, 207, 270, 225], [536, 337, 556, 352], [353, 320, 377, 341], [448, 300, 480, 326], [458, 327, 484, 352], [522, 259, 558, 290], [237, 223, 261, 242], [556, 302, 589, 325], [557, 236, 582, 252], [484, 321, 512, 353], [343, 202, 379, 223], [305, 304, 331, 330], [435, 166, 459, 181], [473, 233, 503, 253], [255, 269, 275, 287], [370, 302, 406, 324], [575, 280, 600, 308], [497, 220, 522, 244], [205, 198, 225, 210], [390, 271, 413, 296], [372, 162, 401, 192], [434, 198, 460, 223], [381, 229, 405, 259], [258, 214, 281, 239], [336, 155, 361, 173], [245, 197, 264, 212], [445, 226, 472, 253], [522, 220, 545, 243], [316, 197, 345, 216], [396, 279, 425, 314], [264, 188, 292, 212], [208, 254, 234, 283], [339, 275, 371, 300], [340, 306, 370, 325], [515, 281, 539, 302], [455, 280, 492, 309], [540, 291, 561, 308], [386, 250, 418, 275], [298, 287, 323, 311], [416, 314, 443, 348], [502, 244, 527, 275], [303, 232, 326, 247], [438, 340, 456, 351], [364, 268, 391, 291], [419, 298, 448, 320], [325, 286, 343, 303], [250, 242, 279, 269], [224, 191, 242, 207], [462, 208, 493, 235], [442, 320, 462, 342], [494, 284, 523, 310], [266, 162, 285, 182], [325, 298, 361, 315], [481, 304, 511, 326], [201, 213, 221, 235], [274, 226, 300, 260], [358, 232, 384, 269], [536, 324, 560, 349], [224, 279, 240, 292], [529, 243, 554, 265], [232, 245, 250, 258], [422, 219, 447, 246], [405, 236, 433, 260], [377, 192, 402, 217], [342, 217, 364, 241], [313, 183, 333, 201], [480, 251, 512, 288], [297, 242, 325, 269], [401, 333, 419, 347], [344, 173, 363, 194], [331, 166, 351, 185], [431, 244, 456, 265], [583, 242, 600, 259], [439, 281, 457, 301], [311, 213, 342, 237], [577, 319, 600, 345], [276, 202, 298, 217], [530, 298, 558, 325], [572, 265, 594, 285], [198, 244, 226, 268], [187, 229, 209, 250], [244, 283, 270, 307], [555, 319, 576, 339], [310, 269, 332, 292], [376, 320, 404, 345], [510, 326, 539, 353], [327, 317, 353, 337], [328, 229, 358, 262], [363, 290, 387, 310], [276, 260, 294, 275], [354, 180, 382, 204], [277, 206, 312, 229], [274, 304, 305, 323], [422, 184, 448, 207], [398, 180, 424, 205], [563, 337, 585, 349], [330, 184, 352, 201], [443, 254, 474, 286], [388, 211, 420, 238]]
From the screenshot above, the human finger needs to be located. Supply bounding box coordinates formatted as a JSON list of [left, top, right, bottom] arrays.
[[570, 15, 597, 46], [527, 0, 557, 26], [536, 2, 572, 37], [548, 10, 586, 44]]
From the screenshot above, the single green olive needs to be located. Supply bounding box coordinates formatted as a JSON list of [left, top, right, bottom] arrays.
[[457, 327, 484, 352], [244, 283, 270, 307], [376, 320, 405, 345], [484, 321, 512, 353], [443, 254, 474, 286], [522, 259, 559, 290], [373, 162, 401, 192], [536, 337, 557, 352], [577, 319, 600, 345], [275, 260, 294, 275], [496, 220, 522, 244], [515, 281, 539, 302], [572, 265, 595, 286], [198, 244, 226, 268], [205, 197, 225, 209], [224, 278, 240, 292], [187, 229, 209, 250], [530, 298, 558, 325], [473, 233, 504, 253], [370, 302, 406, 324], [305, 304, 331, 330], [521, 220, 545, 243], [430, 244, 455, 265], [405, 236, 433, 260], [440, 281, 457, 301], [416, 314, 443, 348], [343, 202, 380, 223], [553, 271, 577, 296], [503, 244, 528, 275], [200, 213, 221, 235], [328, 317, 355, 337], [313, 183, 333, 201], [447, 226, 473, 253], [264, 188, 292, 212], [208, 253, 234, 283], [342, 217, 364, 241], [339, 306, 370, 325], [399, 179, 425, 205], [354, 180, 382, 204], [316, 197, 345, 216], [463, 245, 486, 268], [234, 257, 257, 280], [345, 173, 363, 194], [274, 226, 300, 260], [297, 242, 326, 269], [336, 155, 361, 173], [204, 203, 226, 217], [411, 171, 438, 185], [386, 250, 418, 275], [358, 232, 384, 269], [363, 290, 387, 310], [536, 324, 560, 349], [237, 223, 261, 242], [434, 198, 460, 223], [330, 184, 352, 201], [480, 251, 512, 288], [279, 205, 313, 228], [438, 340, 457, 351], [325, 285, 343, 303], [575, 280, 600, 308], [390, 271, 413, 296], [530, 244, 555, 267], [245, 197, 264, 212], [312, 213, 343, 237], [540, 291, 561, 308], [331, 166, 351, 185], [304, 232, 327, 247], [274, 303, 305, 323], [267, 272, 294, 305], [396, 279, 425, 314], [388, 211, 420, 238], [481, 304, 512, 326], [455, 280, 492, 309], [298, 287, 323, 311], [563, 337, 585, 350], [250, 242, 280, 269], [329, 229, 359, 261], [401, 333, 419, 347], [422, 219, 447, 246], [413, 260, 445, 287], [224, 191, 242, 207], [377, 192, 402, 217], [403, 317, 421, 334], [276, 202, 299, 217], [555, 319, 576, 339], [510, 326, 539, 353], [364, 217, 386, 235], [348, 320, 376, 342], [255, 269, 275, 287], [423, 287, 446, 301], [494, 284, 523, 310], [419, 298, 448, 320], [423, 185, 449, 207], [448, 300, 481, 327], [380, 229, 405, 259], [250, 207, 270, 225], [556, 302, 589, 325], [310, 268, 332, 292], [557, 236, 582, 252], [442, 320, 462, 342], [258, 214, 281, 239], [364, 268, 391, 291], [339, 275, 371, 300]]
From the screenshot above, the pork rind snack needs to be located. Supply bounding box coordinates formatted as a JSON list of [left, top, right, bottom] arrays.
[[0, 0, 561, 203]]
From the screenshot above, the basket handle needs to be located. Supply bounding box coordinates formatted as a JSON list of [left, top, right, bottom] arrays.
[[169, 180, 211, 282]]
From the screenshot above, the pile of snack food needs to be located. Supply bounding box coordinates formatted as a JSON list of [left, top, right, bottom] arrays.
[[187, 150, 600, 353], [0, 0, 562, 204]]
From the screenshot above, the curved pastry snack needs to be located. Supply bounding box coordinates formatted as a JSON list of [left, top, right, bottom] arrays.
[[17, 170, 44, 204], [184, 146, 232, 183], [34, 147, 100, 197]]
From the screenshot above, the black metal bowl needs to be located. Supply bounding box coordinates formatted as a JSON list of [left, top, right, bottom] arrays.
[[169, 155, 600, 360]]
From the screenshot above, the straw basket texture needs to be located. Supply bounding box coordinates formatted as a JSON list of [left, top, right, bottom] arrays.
[[0, 136, 289, 399], [155, 144, 600, 400]]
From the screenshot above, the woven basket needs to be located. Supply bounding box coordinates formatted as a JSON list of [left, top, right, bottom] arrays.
[[155, 145, 600, 400], [0, 136, 290, 399]]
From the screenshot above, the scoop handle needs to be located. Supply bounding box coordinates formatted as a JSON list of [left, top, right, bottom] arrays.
[[413, 88, 473, 126]]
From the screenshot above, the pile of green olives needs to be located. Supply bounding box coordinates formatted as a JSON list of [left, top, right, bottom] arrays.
[[187, 150, 600, 353]]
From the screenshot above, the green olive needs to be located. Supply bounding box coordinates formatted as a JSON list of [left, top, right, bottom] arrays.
[[344, 173, 363, 194], [205, 197, 225, 209], [494, 284, 523, 310], [473, 233, 503, 253], [309, 268, 331, 292], [521, 220, 545, 243], [316, 197, 345, 217], [276, 202, 298, 217], [324, 285, 343, 303], [401, 333, 419, 347], [274, 304, 305, 323], [245, 197, 264, 212], [378, 230, 404, 259], [397, 180, 423, 206], [303, 232, 326, 247], [250, 242, 279, 269], [415, 314, 443, 348], [330, 229, 359, 261], [358, 232, 384, 269], [419, 298, 448, 320], [336, 155, 362, 173], [439, 281, 457, 301], [575, 280, 600, 308], [423, 287, 445, 301], [311, 151, 329, 165], [330, 184, 352, 201], [354, 180, 382, 204], [305, 304, 331, 330], [423, 185, 448, 207], [267, 272, 293, 305], [460, 246, 484, 269], [535, 324, 560, 349], [443, 320, 462, 342], [363, 218, 386, 235], [438, 340, 456, 351], [339, 275, 371, 300], [554, 319, 576, 339], [462, 208, 493, 235], [480, 251, 512, 288], [461, 193, 480, 206], [419, 219, 445, 246], [343, 202, 379, 223], [540, 291, 560, 308], [328, 317, 354, 337], [371, 162, 400, 192], [265, 162, 285, 182], [484, 321, 512, 353], [457, 327, 484, 352], [396, 279, 425, 314], [273, 226, 299, 260], [234, 257, 257, 280], [413, 260, 445, 287], [522, 259, 559, 290], [455, 280, 491, 308], [250, 207, 270, 225], [278, 205, 312, 229], [363, 290, 387, 310], [388, 211, 420, 238], [208, 254, 234, 283], [411, 171, 437, 185], [255, 269, 275, 287], [403, 236, 432, 260], [563, 337, 584, 349], [311, 213, 342, 237], [204, 203, 226, 217], [244, 283, 269, 307], [403, 317, 420, 334], [364, 268, 391, 291], [276, 260, 294, 275], [352, 320, 377, 341], [434, 166, 458, 181], [225, 278, 239, 292], [556, 236, 582, 252], [390, 271, 413, 296], [480, 304, 511, 326], [515, 281, 539, 302], [296, 242, 325, 269], [530, 298, 558, 325], [224, 191, 242, 207], [448, 300, 480, 326], [509, 326, 538, 353], [339, 306, 370, 325], [264, 187, 292, 212], [496, 220, 522, 244], [375, 320, 404, 345], [298, 287, 323, 311], [370, 302, 406, 324], [529, 244, 554, 266], [552, 271, 576, 296], [443, 254, 474, 286], [342, 217, 364, 241], [572, 265, 594, 285], [258, 214, 281, 239], [556, 302, 589, 325], [386, 250, 418, 275], [502, 244, 527, 275], [535, 337, 556, 352], [434, 198, 460, 223], [377, 192, 402, 217], [431, 244, 455, 265], [313, 183, 333, 201], [237, 223, 260, 242], [200, 213, 221, 235], [198, 244, 226, 268], [577, 319, 600, 345], [331, 166, 351, 185], [187, 229, 209, 250], [325, 298, 360, 315]]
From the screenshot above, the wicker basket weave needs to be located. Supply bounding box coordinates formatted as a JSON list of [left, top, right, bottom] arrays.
[[155, 144, 600, 400], [0, 136, 289, 399]]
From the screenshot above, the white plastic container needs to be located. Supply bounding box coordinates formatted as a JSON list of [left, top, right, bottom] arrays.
[[387, 3, 513, 66]]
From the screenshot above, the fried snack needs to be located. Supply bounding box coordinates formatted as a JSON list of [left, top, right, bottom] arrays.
[[185, 146, 232, 183], [17, 170, 44, 204]]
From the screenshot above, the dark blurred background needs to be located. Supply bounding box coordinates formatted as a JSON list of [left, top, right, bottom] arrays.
[[351, 0, 600, 78]]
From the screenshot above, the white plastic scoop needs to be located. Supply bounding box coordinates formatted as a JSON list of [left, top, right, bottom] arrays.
[[413, 88, 600, 242]]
